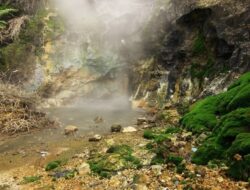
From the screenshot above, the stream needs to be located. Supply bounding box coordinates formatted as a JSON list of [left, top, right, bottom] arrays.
[[0, 98, 144, 171]]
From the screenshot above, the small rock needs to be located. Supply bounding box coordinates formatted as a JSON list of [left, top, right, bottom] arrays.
[[94, 116, 103, 124], [151, 165, 163, 176], [217, 176, 224, 183], [64, 125, 78, 135], [137, 117, 147, 125], [136, 184, 148, 190], [191, 147, 198, 152], [89, 134, 102, 142], [195, 167, 206, 178], [40, 151, 49, 157], [234, 154, 242, 161], [111, 124, 122, 133], [72, 153, 85, 159], [137, 174, 150, 184], [122, 126, 137, 133], [78, 162, 91, 175]]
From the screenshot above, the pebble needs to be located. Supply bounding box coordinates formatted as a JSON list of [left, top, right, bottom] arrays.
[[89, 134, 102, 142], [122, 126, 137, 133], [137, 117, 147, 125], [111, 124, 122, 133], [78, 162, 91, 175], [64, 125, 78, 135]]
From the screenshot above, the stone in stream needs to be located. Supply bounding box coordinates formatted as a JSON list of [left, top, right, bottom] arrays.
[[89, 134, 102, 142], [94, 116, 103, 124], [137, 117, 147, 125], [64, 125, 78, 135], [122, 126, 137, 133], [111, 124, 122, 133]]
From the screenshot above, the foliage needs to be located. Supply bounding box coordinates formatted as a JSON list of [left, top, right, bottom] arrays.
[[0, 6, 17, 29]]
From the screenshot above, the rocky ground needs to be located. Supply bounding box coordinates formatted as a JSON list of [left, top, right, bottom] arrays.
[[0, 108, 249, 190]]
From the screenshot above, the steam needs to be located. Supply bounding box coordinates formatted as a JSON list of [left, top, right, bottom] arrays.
[[46, 0, 155, 98], [52, 0, 154, 51]]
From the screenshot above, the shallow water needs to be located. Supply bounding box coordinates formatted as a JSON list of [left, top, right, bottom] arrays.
[[0, 99, 143, 170]]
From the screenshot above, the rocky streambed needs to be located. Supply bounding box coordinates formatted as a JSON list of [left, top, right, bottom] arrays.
[[0, 107, 249, 190]]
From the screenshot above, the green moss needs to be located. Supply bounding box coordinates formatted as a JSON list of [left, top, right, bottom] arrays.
[[182, 72, 250, 132], [181, 96, 218, 133], [228, 154, 250, 181], [22, 176, 42, 184], [192, 33, 206, 55], [0, 9, 46, 73], [166, 154, 183, 165], [143, 130, 155, 139], [191, 137, 225, 165], [176, 163, 187, 174], [182, 72, 250, 181], [216, 108, 250, 147], [227, 133, 250, 157], [88, 145, 141, 178], [45, 160, 61, 171], [151, 155, 165, 165], [143, 129, 171, 143], [106, 145, 132, 155], [165, 126, 181, 134], [0, 6, 17, 29]]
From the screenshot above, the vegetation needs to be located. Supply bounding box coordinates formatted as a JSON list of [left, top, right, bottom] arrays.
[[88, 145, 141, 178], [143, 126, 186, 174], [22, 176, 42, 184], [192, 33, 206, 55], [45, 160, 62, 171], [181, 72, 250, 180], [0, 6, 17, 29]]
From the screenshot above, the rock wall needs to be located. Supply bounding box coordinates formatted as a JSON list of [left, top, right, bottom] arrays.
[[130, 0, 250, 109]]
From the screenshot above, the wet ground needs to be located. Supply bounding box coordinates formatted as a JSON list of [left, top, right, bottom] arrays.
[[0, 99, 144, 171]]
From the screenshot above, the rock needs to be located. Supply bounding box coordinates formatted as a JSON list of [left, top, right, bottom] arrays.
[[94, 116, 103, 124], [217, 176, 224, 183], [111, 124, 122, 133], [137, 174, 151, 185], [89, 134, 102, 142], [234, 154, 242, 161], [122, 126, 137, 133], [151, 165, 163, 176], [191, 147, 198, 152], [195, 167, 206, 178], [136, 184, 148, 190], [64, 125, 78, 135], [72, 153, 85, 159], [78, 162, 91, 175], [137, 117, 147, 125]]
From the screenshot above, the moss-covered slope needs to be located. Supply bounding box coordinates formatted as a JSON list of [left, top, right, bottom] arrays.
[[181, 72, 250, 181]]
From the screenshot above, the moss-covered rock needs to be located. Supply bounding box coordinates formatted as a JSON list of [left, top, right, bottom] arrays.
[[88, 145, 141, 178], [182, 72, 250, 181], [45, 160, 61, 171], [181, 72, 250, 133]]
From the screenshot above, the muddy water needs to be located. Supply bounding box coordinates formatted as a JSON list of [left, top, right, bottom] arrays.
[[0, 99, 143, 171]]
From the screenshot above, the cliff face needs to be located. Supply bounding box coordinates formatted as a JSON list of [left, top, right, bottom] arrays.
[[130, 0, 250, 109]]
